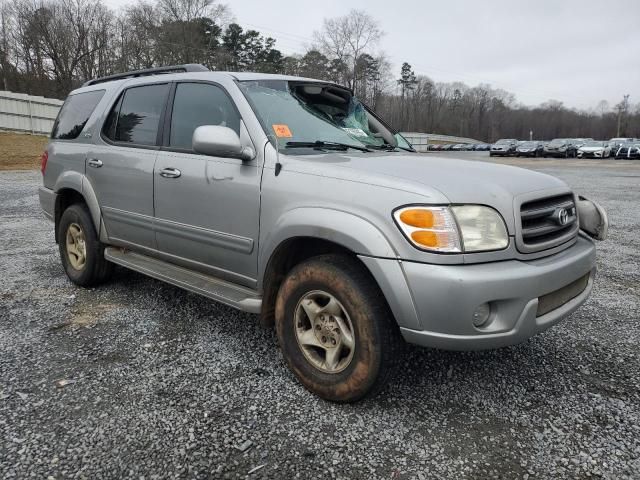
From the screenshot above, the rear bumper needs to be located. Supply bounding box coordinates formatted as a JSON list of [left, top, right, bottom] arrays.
[[38, 186, 56, 221], [361, 235, 596, 351]]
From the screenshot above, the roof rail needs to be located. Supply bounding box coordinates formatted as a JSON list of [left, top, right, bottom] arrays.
[[82, 64, 210, 87]]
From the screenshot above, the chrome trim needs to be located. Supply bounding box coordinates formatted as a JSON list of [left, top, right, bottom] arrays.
[[513, 188, 579, 254]]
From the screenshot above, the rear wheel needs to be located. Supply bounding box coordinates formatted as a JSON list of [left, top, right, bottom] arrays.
[[275, 254, 403, 402], [58, 204, 113, 287]]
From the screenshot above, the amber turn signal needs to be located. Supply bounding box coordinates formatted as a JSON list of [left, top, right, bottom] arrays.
[[410, 230, 451, 248], [399, 209, 434, 228]]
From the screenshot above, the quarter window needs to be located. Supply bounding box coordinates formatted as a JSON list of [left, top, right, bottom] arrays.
[[51, 90, 105, 140], [103, 83, 169, 145], [169, 83, 240, 150]]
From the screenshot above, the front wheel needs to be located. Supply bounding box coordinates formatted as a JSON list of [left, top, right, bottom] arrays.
[[275, 255, 403, 402], [58, 204, 113, 287]]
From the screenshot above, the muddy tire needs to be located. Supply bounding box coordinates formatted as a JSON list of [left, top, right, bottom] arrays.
[[275, 254, 403, 402], [58, 203, 113, 287]]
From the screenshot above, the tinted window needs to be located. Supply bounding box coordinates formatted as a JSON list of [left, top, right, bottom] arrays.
[[105, 84, 169, 145], [169, 83, 240, 150], [51, 90, 105, 140]]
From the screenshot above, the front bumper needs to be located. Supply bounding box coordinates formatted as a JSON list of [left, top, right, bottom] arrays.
[[544, 150, 567, 157], [361, 235, 596, 351], [578, 151, 604, 158]]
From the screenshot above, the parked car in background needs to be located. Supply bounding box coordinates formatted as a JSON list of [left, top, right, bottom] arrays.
[[615, 143, 640, 159], [490, 139, 518, 156], [608, 138, 634, 154], [516, 141, 545, 157], [442, 144, 454, 151], [572, 138, 593, 150], [544, 138, 577, 158], [451, 144, 466, 151], [577, 141, 611, 159]]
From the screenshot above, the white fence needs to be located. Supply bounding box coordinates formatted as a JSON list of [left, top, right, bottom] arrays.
[[0, 91, 63, 135], [401, 132, 482, 152]]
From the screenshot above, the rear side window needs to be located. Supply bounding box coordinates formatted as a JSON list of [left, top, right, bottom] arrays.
[[103, 83, 169, 145], [51, 90, 105, 140], [169, 83, 240, 150]]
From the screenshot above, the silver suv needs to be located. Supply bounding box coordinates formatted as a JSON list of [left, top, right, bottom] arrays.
[[39, 64, 608, 402]]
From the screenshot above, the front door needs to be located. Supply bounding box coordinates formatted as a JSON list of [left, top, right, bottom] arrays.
[[153, 82, 261, 287]]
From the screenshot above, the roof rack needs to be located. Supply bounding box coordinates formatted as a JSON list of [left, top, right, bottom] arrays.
[[82, 64, 210, 87]]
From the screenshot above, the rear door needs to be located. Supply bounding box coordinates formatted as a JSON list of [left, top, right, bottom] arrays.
[[153, 81, 261, 287], [86, 83, 170, 250]]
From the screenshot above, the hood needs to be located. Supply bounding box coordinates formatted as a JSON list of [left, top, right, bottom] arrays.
[[284, 152, 569, 232], [579, 146, 604, 152]]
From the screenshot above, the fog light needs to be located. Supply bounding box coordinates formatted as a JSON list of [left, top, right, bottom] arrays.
[[472, 303, 491, 327]]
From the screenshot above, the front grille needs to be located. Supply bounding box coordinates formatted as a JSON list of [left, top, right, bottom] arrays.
[[518, 193, 579, 252], [536, 273, 589, 317]]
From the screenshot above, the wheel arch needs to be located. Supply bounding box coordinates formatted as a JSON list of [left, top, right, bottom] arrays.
[[258, 209, 400, 327], [53, 172, 104, 242]]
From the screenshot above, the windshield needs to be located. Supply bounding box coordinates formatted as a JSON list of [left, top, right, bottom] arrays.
[[495, 139, 514, 144], [239, 80, 406, 153], [520, 141, 536, 147], [583, 141, 604, 147], [549, 139, 566, 146]]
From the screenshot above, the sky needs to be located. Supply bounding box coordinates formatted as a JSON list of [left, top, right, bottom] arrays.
[[102, 0, 640, 111]]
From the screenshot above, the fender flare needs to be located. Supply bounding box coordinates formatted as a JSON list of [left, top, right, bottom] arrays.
[[54, 171, 104, 239], [258, 207, 398, 285]]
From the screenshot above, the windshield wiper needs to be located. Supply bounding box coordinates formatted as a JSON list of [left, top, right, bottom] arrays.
[[369, 144, 400, 152], [284, 141, 372, 152]]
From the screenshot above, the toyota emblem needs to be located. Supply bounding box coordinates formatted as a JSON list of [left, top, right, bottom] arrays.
[[556, 208, 569, 225]]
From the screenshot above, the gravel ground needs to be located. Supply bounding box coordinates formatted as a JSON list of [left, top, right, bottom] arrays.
[[1, 156, 639, 479]]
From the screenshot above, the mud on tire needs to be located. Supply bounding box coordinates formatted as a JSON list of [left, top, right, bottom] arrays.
[[275, 254, 404, 402]]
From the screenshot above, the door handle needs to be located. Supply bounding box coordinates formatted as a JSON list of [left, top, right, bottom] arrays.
[[159, 167, 181, 178], [87, 158, 103, 168]]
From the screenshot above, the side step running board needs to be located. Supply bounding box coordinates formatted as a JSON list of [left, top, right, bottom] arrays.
[[104, 247, 262, 314]]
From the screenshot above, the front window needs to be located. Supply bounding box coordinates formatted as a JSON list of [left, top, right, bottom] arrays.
[[169, 82, 240, 150], [239, 80, 410, 154], [549, 139, 566, 146], [583, 141, 604, 147]]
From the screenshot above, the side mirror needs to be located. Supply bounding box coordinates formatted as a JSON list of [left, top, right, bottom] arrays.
[[192, 125, 254, 160]]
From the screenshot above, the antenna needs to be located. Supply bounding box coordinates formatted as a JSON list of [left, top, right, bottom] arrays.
[[267, 133, 282, 176]]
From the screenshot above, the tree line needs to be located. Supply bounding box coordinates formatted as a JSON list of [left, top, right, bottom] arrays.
[[0, 0, 637, 141]]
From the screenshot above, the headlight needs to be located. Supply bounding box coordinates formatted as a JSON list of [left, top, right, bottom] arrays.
[[451, 205, 509, 252], [393, 205, 508, 253]]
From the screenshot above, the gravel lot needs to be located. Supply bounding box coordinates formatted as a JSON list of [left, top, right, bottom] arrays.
[[1, 155, 639, 479]]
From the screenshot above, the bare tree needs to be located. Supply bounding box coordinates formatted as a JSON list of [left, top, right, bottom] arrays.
[[313, 9, 383, 94]]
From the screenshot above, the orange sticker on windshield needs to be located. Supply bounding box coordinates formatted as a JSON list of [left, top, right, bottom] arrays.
[[272, 124, 292, 138]]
